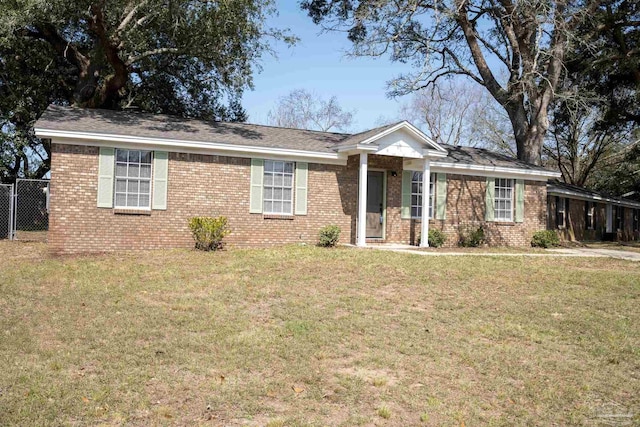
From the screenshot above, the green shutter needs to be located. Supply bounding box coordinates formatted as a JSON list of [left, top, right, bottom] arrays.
[[485, 177, 495, 222], [435, 173, 447, 220], [152, 151, 169, 210], [401, 170, 412, 219], [515, 179, 524, 223], [250, 159, 264, 213], [295, 162, 308, 215], [97, 147, 115, 208]]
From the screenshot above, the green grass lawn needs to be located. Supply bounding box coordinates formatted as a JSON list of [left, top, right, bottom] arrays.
[[1, 242, 639, 426]]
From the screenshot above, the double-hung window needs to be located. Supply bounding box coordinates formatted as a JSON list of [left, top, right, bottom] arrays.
[[263, 160, 294, 215], [494, 178, 514, 221], [615, 206, 624, 231], [410, 172, 435, 219], [115, 149, 152, 209], [585, 201, 595, 230], [556, 197, 566, 228]]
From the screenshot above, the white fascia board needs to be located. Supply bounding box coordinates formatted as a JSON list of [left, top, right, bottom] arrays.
[[423, 149, 448, 159], [548, 188, 640, 209], [36, 128, 348, 165], [403, 159, 560, 181], [431, 161, 561, 180], [358, 122, 447, 153], [334, 144, 380, 153]]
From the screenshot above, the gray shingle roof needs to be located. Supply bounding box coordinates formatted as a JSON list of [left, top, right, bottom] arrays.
[[36, 105, 555, 174], [547, 180, 640, 208], [439, 144, 552, 172], [36, 105, 349, 153]]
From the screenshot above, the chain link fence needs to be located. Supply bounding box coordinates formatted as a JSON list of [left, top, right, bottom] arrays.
[[0, 184, 13, 240], [12, 179, 50, 241]]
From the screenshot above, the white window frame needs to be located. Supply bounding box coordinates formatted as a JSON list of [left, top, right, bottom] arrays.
[[615, 206, 624, 231], [557, 197, 566, 229], [586, 201, 595, 230], [410, 171, 435, 219], [263, 160, 294, 215], [114, 149, 153, 210], [494, 178, 514, 222]]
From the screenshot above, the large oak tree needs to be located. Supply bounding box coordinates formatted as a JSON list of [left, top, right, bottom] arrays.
[[301, 0, 600, 165], [0, 0, 293, 181]]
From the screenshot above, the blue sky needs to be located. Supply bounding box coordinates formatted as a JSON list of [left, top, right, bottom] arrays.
[[242, 1, 414, 132]]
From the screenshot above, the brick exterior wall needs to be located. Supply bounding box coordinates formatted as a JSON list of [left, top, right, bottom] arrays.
[[50, 144, 550, 253], [547, 195, 639, 242], [50, 144, 356, 253]]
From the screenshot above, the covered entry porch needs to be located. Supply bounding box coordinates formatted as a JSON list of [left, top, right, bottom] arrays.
[[334, 122, 447, 247]]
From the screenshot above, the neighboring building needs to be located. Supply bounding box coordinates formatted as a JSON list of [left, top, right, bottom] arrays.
[[36, 105, 563, 254], [547, 181, 640, 242]]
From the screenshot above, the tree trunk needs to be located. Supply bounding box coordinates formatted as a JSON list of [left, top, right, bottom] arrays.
[[520, 131, 545, 165], [503, 97, 548, 166]]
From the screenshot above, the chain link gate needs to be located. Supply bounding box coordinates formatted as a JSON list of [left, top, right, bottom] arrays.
[[12, 179, 50, 241], [0, 183, 13, 240]]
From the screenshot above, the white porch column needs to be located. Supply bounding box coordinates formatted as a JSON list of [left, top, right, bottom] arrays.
[[420, 159, 431, 247], [357, 153, 368, 247]]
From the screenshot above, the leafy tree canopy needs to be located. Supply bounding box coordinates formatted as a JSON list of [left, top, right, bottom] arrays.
[[300, 0, 605, 166], [0, 0, 294, 182]]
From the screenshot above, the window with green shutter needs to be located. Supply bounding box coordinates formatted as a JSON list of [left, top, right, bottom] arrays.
[[249, 159, 264, 213], [485, 177, 495, 222], [249, 159, 308, 215], [401, 170, 412, 219], [97, 147, 115, 208], [514, 179, 524, 223], [295, 162, 308, 215], [98, 148, 168, 210], [435, 173, 447, 220]]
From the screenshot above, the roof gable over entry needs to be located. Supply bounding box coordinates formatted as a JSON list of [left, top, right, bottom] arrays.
[[333, 121, 447, 159]]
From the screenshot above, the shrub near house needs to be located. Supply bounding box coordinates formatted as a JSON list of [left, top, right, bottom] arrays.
[[188, 216, 230, 251], [318, 225, 340, 247]]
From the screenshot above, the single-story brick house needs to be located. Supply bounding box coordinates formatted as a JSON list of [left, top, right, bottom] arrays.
[[547, 181, 640, 242], [35, 105, 566, 254]]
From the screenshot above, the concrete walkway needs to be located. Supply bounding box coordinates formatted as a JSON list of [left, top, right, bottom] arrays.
[[546, 247, 640, 262], [349, 244, 640, 261]]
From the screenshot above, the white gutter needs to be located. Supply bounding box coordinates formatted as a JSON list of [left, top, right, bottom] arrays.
[[431, 161, 560, 178], [403, 158, 560, 181]]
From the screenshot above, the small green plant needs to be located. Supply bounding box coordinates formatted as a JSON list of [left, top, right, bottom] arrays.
[[188, 216, 230, 251], [416, 229, 447, 247], [377, 406, 391, 419], [428, 229, 446, 247], [459, 225, 485, 247], [531, 230, 560, 248], [318, 225, 341, 247], [420, 413, 429, 423]]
